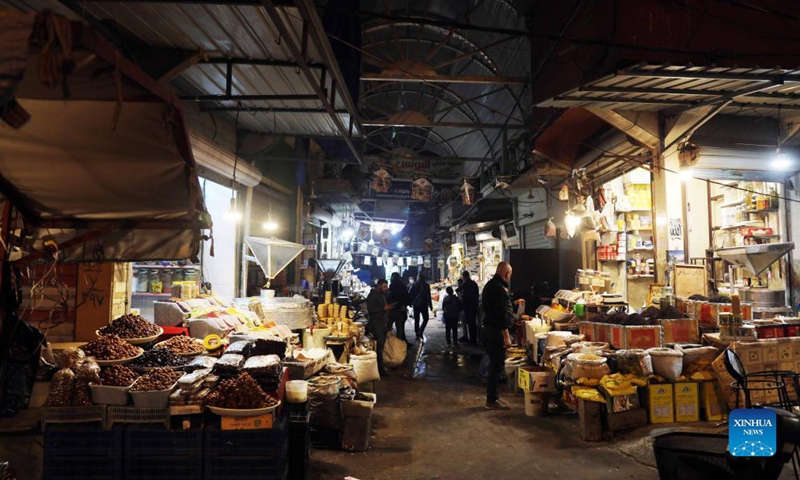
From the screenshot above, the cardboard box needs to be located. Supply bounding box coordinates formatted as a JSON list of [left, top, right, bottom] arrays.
[[611, 325, 663, 349], [342, 393, 376, 418], [518, 366, 556, 393], [700, 381, 727, 421], [674, 382, 699, 422], [659, 318, 699, 344], [342, 416, 372, 452], [645, 384, 674, 424], [221, 413, 274, 430]]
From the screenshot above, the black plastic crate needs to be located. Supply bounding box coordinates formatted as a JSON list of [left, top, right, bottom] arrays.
[[44, 455, 121, 480], [123, 455, 203, 480], [287, 401, 310, 422], [205, 416, 287, 457], [44, 426, 122, 457], [125, 427, 203, 456], [204, 455, 287, 480], [288, 431, 311, 480]]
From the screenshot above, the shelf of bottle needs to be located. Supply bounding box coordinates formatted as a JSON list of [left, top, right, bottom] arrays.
[[132, 292, 171, 296], [628, 274, 655, 279], [626, 228, 652, 233]]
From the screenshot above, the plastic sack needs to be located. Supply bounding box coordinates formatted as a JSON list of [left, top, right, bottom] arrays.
[[321, 363, 358, 389], [383, 332, 407, 368], [45, 368, 75, 407], [647, 347, 684, 382], [616, 349, 653, 377], [72, 358, 100, 406], [676, 344, 717, 369], [308, 376, 342, 430], [351, 351, 380, 383]]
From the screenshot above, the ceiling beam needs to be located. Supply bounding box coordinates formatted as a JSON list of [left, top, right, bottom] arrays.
[[201, 57, 325, 70], [360, 119, 528, 129], [361, 73, 526, 85], [201, 106, 347, 113], [364, 155, 493, 163], [619, 67, 800, 83], [586, 109, 659, 149], [181, 94, 319, 101], [555, 95, 696, 106]]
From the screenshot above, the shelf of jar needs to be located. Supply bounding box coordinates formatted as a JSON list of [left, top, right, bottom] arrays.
[[626, 228, 652, 232], [628, 274, 655, 279], [627, 247, 654, 252]]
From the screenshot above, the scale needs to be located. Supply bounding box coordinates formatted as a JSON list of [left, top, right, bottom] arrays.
[[715, 242, 795, 313], [243, 237, 307, 288]]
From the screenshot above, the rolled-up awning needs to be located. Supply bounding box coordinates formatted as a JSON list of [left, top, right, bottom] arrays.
[[0, 11, 208, 262]]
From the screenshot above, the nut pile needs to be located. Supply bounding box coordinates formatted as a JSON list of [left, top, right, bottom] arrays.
[[207, 372, 278, 409], [100, 365, 139, 387], [131, 368, 183, 391], [158, 336, 205, 355], [82, 335, 141, 360], [130, 347, 189, 368], [98, 314, 160, 339]]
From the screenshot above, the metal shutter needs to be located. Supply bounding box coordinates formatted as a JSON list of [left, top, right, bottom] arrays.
[[523, 220, 554, 249]]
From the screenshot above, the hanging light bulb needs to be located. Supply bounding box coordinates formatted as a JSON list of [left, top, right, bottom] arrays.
[[224, 195, 241, 222], [564, 211, 580, 238], [368, 228, 375, 245], [263, 205, 278, 231]]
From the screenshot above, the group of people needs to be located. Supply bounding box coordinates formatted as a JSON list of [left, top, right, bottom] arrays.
[[365, 261, 518, 411]]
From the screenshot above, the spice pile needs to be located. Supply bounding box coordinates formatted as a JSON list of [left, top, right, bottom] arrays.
[[207, 372, 278, 409], [99, 365, 139, 387], [82, 335, 141, 360], [131, 368, 183, 391], [157, 336, 205, 355], [98, 314, 161, 339], [130, 347, 189, 368]]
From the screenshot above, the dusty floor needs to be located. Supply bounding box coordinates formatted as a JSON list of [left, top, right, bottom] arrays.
[[312, 319, 796, 480]]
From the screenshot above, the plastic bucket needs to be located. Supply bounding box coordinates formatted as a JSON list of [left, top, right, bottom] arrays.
[[286, 380, 309, 403], [524, 391, 549, 417]]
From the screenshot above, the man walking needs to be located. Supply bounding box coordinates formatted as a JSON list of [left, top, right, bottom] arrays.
[[409, 274, 433, 341], [367, 279, 395, 377], [442, 286, 462, 347], [481, 262, 514, 410], [387, 272, 412, 344], [460, 271, 480, 345]]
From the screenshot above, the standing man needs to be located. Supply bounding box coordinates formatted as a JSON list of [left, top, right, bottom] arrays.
[[481, 262, 514, 410], [460, 271, 480, 345], [387, 272, 412, 344], [367, 279, 394, 377], [409, 274, 433, 341]]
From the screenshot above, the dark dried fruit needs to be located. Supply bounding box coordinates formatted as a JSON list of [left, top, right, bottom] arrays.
[[83, 335, 141, 360], [100, 365, 139, 387], [98, 314, 160, 339], [130, 347, 189, 368], [207, 372, 278, 409], [131, 367, 183, 391]]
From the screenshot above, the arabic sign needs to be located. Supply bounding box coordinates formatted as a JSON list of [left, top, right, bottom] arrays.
[[367, 180, 448, 202], [365, 157, 464, 180]]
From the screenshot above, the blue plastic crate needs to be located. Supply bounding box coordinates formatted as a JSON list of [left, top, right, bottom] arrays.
[[204, 455, 287, 480], [125, 427, 203, 456], [123, 455, 203, 480], [205, 416, 287, 457], [44, 426, 122, 456], [43, 455, 121, 480]]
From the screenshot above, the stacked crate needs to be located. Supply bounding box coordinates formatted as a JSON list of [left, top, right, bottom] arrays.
[[288, 402, 312, 480], [204, 416, 288, 480], [44, 426, 122, 480], [123, 427, 203, 479]]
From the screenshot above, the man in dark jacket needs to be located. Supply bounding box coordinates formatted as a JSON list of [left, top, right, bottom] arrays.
[[442, 286, 462, 347], [367, 279, 395, 376], [481, 262, 514, 410], [460, 271, 480, 345], [409, 274, 433, 341], [387, 272, 412, 343]]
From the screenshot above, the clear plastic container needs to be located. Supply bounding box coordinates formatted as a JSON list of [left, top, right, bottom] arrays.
[[286, 380, 309, 403]]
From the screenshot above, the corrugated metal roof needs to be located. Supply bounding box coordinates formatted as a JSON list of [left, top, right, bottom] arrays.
[[538, 62, 800, 117]]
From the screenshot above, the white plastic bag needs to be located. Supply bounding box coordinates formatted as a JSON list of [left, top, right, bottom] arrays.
[[351, 351, 380, 383], [383, 333, 407, 368], [545, 218, 556, 238]]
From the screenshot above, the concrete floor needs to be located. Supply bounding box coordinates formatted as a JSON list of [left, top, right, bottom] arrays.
[[312, 319, 798, 480]]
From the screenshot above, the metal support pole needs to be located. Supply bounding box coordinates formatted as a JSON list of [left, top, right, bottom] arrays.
[[225, 62, 233, 97]]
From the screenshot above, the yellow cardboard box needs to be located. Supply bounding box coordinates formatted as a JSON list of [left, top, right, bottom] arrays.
[[221, 413, 274, 431], [645, 384, 674, 424], [700, 381, 727, 421], [674, 382, 699, 422]]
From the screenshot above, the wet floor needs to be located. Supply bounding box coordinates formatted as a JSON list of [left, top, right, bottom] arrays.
[[313, 318, 661, 480]]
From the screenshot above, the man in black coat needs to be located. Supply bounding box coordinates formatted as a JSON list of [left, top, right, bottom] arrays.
[[387, 272, 412, 343], [460, 271, 480, 345], [481, 262, 514, 410], [408, 274, 433, 341]]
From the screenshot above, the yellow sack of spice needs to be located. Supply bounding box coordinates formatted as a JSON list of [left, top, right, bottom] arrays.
[[690, 371, 714, 381], [576, 377, 601, 386], [600, 373, 637, 396], [630, 376, 648, 387], [571, 386, 605, 403]]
